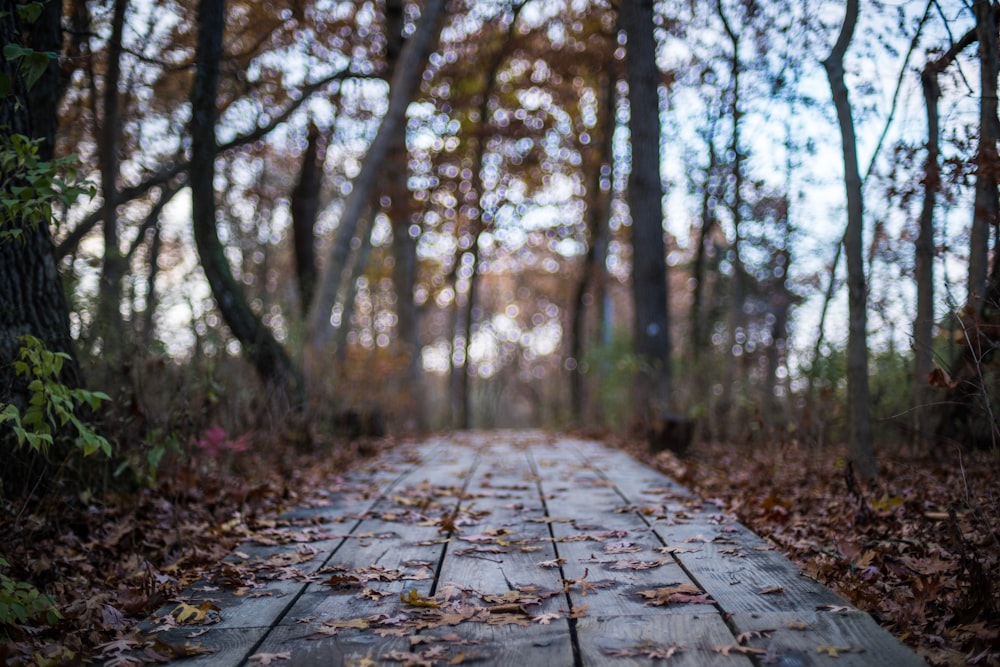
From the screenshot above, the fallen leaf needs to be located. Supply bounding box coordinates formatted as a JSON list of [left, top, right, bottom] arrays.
[[533, 612, 561, 625], [400, 589, 440, 608]]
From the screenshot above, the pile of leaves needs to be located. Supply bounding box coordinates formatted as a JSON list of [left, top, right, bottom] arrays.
[[624, 437, 1000, 666], [0, 433, 381, 666]]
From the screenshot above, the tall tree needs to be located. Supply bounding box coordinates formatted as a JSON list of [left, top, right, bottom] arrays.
[[822, 0, 876, 480], [385, 0, 424, 427], [306, 0, 447, 366], [189, 0, 300, 399], [968, 0, 1000, 317], [1, 0, 81, 403], [621, 0, 671, 418], [95, 0, 129, 362]]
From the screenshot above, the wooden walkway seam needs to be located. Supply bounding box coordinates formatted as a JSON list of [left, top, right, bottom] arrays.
[[123, 432, 926, 666]]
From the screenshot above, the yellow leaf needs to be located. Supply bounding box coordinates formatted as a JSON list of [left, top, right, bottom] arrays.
[[171, 601, 220, 624], [816, 644, 855, 657], [400, 589, 440, 608]]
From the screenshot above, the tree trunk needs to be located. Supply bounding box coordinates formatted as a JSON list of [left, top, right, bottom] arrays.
[[189, 0, 300, 400], [717, 0, 746, 437], [914, 64, 940, 446], [96, 0, 129, 363], [1, 1, 83, 496], [385, 0, 424, 428], [968, 0, 1000, 317], [291, 122, 323, 315], [306, 0, 446, 362], [621, 0, 671, 419], [823, 0, 876, 480], [570, 68, 615, 421], [691, 112, 720, 361], [0, 0, 81, 405]]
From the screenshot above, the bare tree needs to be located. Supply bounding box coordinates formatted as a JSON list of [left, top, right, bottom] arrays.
[[822, 0, 876, 480]]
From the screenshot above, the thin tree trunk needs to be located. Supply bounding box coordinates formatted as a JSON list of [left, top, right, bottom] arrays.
[[823, 0, 876, 480], [96, 0, 129, 362], [570, 70, 615, 421], [914, 64, 940, 446], [189, 0, 300, 399], [717, 0, 746, 436], [621, 0, 671, 419], [291, 122, 323, 315], [456, 3, 524, 429], [691, 112, 720, 361], [306, 0, 446, 361]]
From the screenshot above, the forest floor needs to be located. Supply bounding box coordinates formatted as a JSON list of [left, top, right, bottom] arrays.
[[0, 432, 997, 666]]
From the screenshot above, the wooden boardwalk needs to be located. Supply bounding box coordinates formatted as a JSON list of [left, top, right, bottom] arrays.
[[130, 432, 925, 666]]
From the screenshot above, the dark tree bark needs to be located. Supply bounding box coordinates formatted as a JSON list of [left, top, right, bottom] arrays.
[[291, 122, 324, 315], [189, 0, 300, 399], [96, 0, 129, 360], [621, 0, 671, 418], [823, 0, 876, 480], [969, 0, 1000, 317], [1, 0, 81, 407]]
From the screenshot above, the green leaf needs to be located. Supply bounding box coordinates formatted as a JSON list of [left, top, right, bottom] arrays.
[[16, 2, 45, 23], [2, 44, 32, 61]]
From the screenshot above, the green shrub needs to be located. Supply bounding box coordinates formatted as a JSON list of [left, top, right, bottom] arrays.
[[0, 334, 111, 459], [0, 557, 61, 626]]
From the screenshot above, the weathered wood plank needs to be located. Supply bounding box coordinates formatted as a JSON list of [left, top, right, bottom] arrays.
[[575, 614, 753, 667], [432, 439, 574, 662], [727, 610, 928, 666], [124, 431, 926, 667]]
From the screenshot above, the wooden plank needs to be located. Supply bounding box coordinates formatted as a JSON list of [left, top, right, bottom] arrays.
[[125, 432, 926, 666], [528, 443, 707, 621], [431, 439, 575, 662], [575, 614, 754, 667], [246, 442, 481, 664], [119, 627, 269, 667], [727, 610, 927, 667]]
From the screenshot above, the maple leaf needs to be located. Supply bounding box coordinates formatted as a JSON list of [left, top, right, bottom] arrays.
[[609, 558, 672, 570], [736, 629, 775, 644], [757, 586, 785, 595], [636, 584, 715, 606], [170, 601, 221, 624], [317, 617, 371, 634], [787, 620, 810, 630], [249, 652, 291, 665], [603, 540, 643, 554], [537, 558, 566, 568]]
